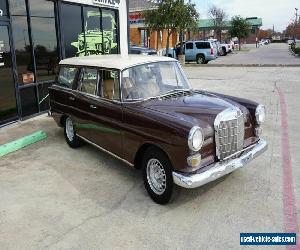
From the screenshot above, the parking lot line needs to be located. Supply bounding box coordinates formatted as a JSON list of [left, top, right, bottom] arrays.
[[276, 86, 299, 249]]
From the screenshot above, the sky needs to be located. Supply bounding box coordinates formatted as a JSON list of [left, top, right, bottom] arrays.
[[193, 0, 299, 32]]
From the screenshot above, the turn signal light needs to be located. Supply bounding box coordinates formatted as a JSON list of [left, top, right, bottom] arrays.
[[187, 154, 201, 167]]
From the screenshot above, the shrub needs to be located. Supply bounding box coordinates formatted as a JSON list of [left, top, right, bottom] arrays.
[[294, 47, 300, 55], [291, 42, 295, 52]]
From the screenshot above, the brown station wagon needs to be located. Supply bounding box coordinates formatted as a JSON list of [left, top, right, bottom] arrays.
[[49, 55, 267, 204]]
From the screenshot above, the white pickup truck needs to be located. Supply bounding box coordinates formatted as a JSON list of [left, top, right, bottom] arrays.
[[219, 42, 233, 55]]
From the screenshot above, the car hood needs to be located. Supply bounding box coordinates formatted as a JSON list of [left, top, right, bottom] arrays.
[[140, 91, 249, 137]]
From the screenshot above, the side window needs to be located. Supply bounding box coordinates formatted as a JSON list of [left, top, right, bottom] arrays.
[[185, 42, 194, 50], [195, 42, 204, 49], [204, 42, 211, 49], [79, 68, 98, 95], [100, 70, 120, 101], [57, 66, 78, 88]]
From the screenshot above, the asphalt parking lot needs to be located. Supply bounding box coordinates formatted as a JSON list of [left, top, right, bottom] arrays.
[[0, 66, 300, 249], [209, 43, 300, 65]]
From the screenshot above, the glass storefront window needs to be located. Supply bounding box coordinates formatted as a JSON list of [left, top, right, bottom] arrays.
[[11, 16, 34, 84], [29, 0, 54, 17], [61, 3, 83, 58], [8, 0, 26, 16], [0, 0, 8, 17], [102, 9, 118, 54], [31, 16, 58, 82], [83, 6, 102, 56]]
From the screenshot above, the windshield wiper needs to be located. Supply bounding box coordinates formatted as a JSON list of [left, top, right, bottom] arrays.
[[162, 88, 191, 96]]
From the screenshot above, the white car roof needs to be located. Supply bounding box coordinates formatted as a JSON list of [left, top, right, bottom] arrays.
[[59, 55, 177, 70]]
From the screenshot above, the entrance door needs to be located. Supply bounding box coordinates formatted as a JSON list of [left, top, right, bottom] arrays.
[[0, 23, 18, 125]]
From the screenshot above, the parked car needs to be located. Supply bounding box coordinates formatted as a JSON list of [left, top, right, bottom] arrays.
[[287, 39, 294, 45], [184, 40, 218, 64], [219, 42, 232, 55], [208, 39, 222, 56], [163, 41, 218, 63], [49, 55, 268, 204], [129, 46, 157, 55]]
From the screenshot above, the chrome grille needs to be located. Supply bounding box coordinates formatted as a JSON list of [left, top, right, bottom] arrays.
[[214, 108, 245, 160]]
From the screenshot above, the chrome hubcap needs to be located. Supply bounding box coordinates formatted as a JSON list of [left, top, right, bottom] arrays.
[[146, 158, 167, 195], [66, 117, 74, 141]]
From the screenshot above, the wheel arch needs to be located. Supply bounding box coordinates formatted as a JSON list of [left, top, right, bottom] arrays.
[[60, 114, 68, 127], [133, 143, 172, 170], [196, 53, 205, 59]]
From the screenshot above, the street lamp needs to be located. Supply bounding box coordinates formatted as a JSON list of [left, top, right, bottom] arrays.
[[294, 8, 298, 39]]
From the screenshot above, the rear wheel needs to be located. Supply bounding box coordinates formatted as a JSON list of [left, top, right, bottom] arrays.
[[196, 55, 205, 64], [142, 147, 173, 204], [64, 116, 82, 148]]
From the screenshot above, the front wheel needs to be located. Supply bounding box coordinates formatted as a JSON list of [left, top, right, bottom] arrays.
[[64, 116, 82, 148], [142, 147, 173, 204]]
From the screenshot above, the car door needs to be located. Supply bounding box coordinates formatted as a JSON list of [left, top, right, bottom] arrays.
[[184, 42, 194, 61], [49, 66, 80, 121], [73, 67, 123, 157]]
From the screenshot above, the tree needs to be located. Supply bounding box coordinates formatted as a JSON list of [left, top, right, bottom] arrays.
[[228, 16, 250, 50], [208, 5, 227, 41], [175, 0, 199, 56], [284, 22, 300, 39], [144, 0, 199, 58], [258, 29, 271, 40]]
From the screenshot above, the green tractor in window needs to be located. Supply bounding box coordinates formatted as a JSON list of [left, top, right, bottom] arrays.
[[71, 11, 118, 57]]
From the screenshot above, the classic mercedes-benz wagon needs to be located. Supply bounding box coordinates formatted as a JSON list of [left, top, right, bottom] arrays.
[[49, 55, 267, 204]]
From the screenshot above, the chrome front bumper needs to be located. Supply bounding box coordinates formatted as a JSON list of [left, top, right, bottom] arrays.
[[173, 139, 268, 189]]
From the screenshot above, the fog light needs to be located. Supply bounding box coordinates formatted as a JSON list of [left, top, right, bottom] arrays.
[[187, 154, 201, 167]]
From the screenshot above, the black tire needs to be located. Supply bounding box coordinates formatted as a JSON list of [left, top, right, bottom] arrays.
[[196, 54, 205, 64], [64, 116, 82, 148], [204, 60, 209, 64], [142, 146, 173, 204], [222, 47, 227, 56]]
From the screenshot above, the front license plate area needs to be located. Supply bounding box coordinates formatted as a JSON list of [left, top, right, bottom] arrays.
[[241, 153, 253, 165]]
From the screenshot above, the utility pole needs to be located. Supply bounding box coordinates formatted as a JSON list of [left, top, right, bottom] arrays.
[[294, 8, 298, 39]]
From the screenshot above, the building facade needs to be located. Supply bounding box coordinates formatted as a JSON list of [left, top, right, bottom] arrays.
[[194, 17, 262, 43], [129, 0, 178, 50], [129, 0, 262, 49], [0, 0, 128, 126]]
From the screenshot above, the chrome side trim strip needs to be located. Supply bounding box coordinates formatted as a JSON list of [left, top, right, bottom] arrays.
[[77, 135, 134, 167], [173, 139, 267, 189]]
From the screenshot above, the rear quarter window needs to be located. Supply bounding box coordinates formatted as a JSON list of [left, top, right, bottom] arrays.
[[57, 66, 79, 88], [195, 42, 211, 49]]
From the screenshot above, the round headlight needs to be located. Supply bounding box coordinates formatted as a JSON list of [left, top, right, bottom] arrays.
[[255, 104, 266, 124], [188, 126, 204, 152]]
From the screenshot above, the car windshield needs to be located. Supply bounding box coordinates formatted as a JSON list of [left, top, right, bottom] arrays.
[[121, 61, 191, 101]]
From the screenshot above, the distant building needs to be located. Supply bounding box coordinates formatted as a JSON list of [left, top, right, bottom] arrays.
[[129, 0, 178, 49], [129, 0, 262, 48], [197, 17, 263, 43]]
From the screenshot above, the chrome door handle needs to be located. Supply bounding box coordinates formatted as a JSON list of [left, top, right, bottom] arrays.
[[90, 105, 97, 109], [69, 97, 75, 101]]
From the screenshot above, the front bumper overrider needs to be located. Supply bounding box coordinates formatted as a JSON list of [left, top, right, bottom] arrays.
[[173, 139, 268, 189]]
